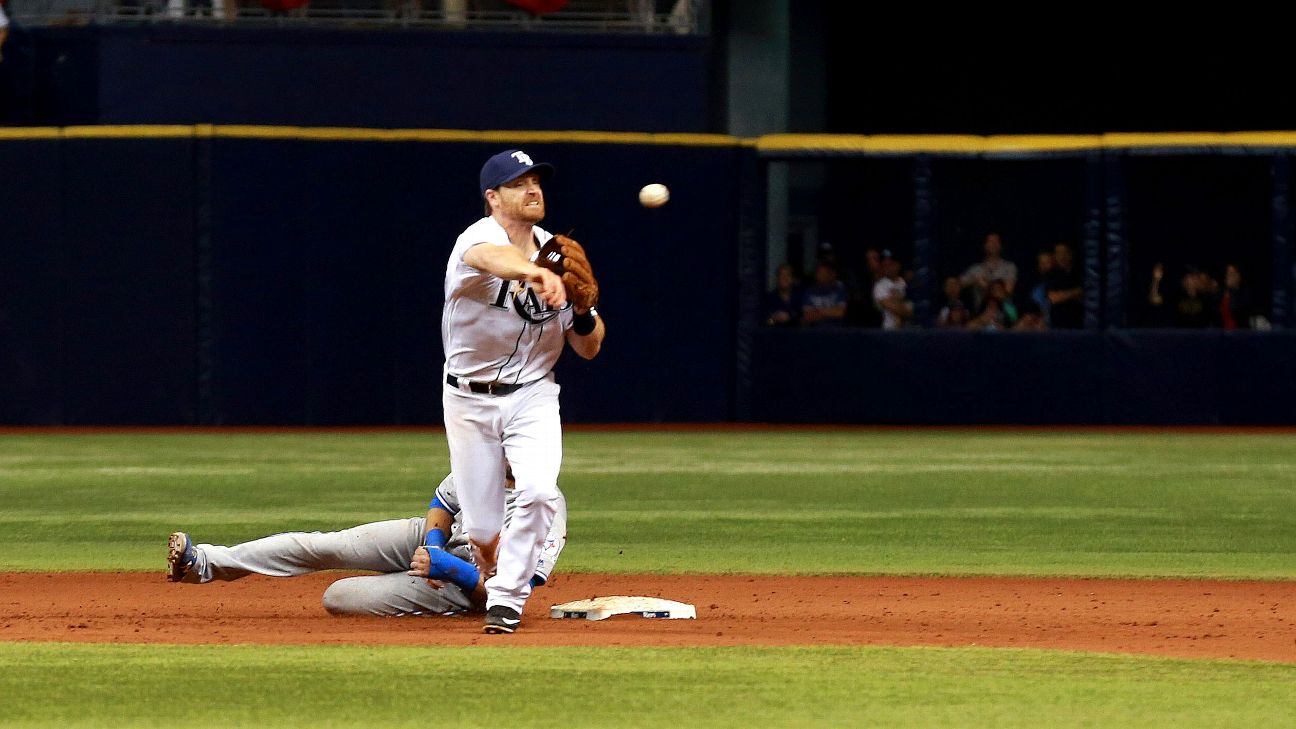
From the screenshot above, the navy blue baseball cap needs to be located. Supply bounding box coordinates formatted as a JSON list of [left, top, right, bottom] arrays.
[[479, 149, 554, 196]]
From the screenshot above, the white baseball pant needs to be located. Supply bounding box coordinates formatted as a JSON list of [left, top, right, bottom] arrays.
[[442, 375, 563, 615]]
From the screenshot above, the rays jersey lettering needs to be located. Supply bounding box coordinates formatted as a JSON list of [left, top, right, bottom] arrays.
[[491, 280, 566, 324], [443, 217, 574, 383]]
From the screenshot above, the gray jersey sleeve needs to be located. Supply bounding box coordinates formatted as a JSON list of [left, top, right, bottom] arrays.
[[433, 474, 461, 514], [433, 475, 475, 561]]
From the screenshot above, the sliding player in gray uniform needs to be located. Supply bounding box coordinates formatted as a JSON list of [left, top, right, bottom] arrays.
[[165, 472, 566, 617], [443, 149, 605, 633]]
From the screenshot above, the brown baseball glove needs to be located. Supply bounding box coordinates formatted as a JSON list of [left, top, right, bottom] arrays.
[[535, 234, 599, 311]]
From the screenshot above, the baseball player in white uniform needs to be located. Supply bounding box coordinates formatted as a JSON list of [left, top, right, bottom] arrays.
[[443, 148, 605, 634], [166, 472, 567, 617]]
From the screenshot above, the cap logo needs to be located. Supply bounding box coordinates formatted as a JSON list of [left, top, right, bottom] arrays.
[[512, 151, 534, 166]]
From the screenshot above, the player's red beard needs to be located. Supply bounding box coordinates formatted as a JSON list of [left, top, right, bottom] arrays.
[[514, 194, 545, 223], [496, 189, 545, 224]]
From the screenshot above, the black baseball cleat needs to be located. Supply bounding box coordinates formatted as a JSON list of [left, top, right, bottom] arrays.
[[483, 605, 521, 634]]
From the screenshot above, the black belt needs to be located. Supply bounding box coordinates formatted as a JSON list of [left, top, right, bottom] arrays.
[[446, 374, 524, 396]]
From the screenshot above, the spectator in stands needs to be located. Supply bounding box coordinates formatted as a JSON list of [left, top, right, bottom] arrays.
[[1145, 262, 1175, 327], [844, 246, 884, 327], [816, 241, 863, 298], [988, 278, 1018, 325], [872, 250, 913, 330], [813, 241, 839, 271], [505, 0, 570, 13], [1028, 250, 1054, 324], [1174, 266, 1215, 328], [1217, 263, 1257, 330], [967, 296, 1005, 330], [1200, 267, 1220, 300], [166, 0, 238, 18], [259, 0, 310, 15], [959, 232, 1018, 311], [1013, 300, 1047, 331], [1044, 242, 1084, 329], [943, 302, 970, 329], [863, 247, 885, 287], [967, 280, 1017, 330], [812, 241, 870, 327], [0, 1, 9, 62], [762, 263, 803, 327], [801, 260, 848, 327], [935, 275, 971, 328]]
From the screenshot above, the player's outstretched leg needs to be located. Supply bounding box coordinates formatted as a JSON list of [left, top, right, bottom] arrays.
[[165, 518, 423, 584]]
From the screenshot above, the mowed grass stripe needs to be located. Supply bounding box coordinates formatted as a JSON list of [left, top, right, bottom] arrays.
[[0, 431, 1292, 578], [0, 643, 1292, 728], [10, 463, 1295, 477]]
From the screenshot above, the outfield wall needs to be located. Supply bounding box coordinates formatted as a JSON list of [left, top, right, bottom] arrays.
[[0, 128, 748, 425], [2, 129, 1295, 425], [750, 329, 1296, 426]]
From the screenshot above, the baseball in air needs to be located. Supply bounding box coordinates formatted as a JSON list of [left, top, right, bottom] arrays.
[[638, 183, 670, 208]]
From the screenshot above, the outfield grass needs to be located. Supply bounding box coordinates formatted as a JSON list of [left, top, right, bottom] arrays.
[[1, 642, 1292, 728], [0, 430, 1292, 578], [2, 430, 1293, 727]]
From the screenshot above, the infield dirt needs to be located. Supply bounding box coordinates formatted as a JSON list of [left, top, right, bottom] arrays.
[[2, 573, 1293, 662]]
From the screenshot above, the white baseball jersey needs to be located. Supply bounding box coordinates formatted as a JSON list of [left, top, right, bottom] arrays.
[[873, 276, 909, 330], [442, 216, 575, 384]]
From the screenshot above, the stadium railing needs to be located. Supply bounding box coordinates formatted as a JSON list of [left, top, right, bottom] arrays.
[[7, 0, 708, 33]]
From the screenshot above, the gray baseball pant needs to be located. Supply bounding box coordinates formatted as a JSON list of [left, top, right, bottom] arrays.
[[181, 517, 475, 616]]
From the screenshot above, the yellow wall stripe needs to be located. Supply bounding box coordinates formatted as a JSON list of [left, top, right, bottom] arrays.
[[1100, 131, 1296, 148], [0, 127, 62, 139], [756, 134, 1107, 153], [210, 126, 742, 146], [756, 132, 1296, 154], [0, 125, 742, 145], [60, 125, 199, 138], [1, 126, 1295, 151]]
